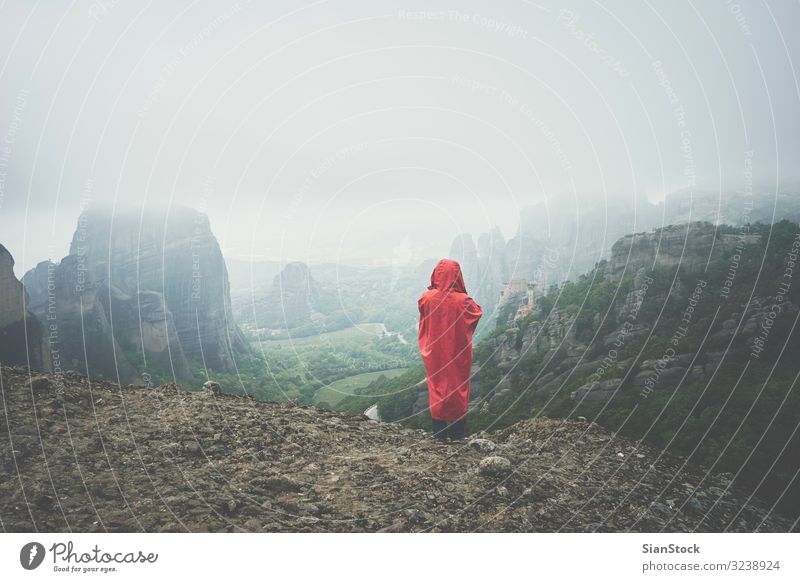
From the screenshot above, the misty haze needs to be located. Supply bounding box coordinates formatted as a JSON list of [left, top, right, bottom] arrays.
[[1, 0, 799, 538]]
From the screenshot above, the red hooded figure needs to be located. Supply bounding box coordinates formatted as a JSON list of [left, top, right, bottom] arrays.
[[418, 259, 482, 428]]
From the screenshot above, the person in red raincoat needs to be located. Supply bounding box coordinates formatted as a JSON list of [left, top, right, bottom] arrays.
[[417, 259, 482, 441]]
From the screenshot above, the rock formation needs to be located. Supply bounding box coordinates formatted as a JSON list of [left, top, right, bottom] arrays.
[[0, 366, 790, 532], [0, 244, 49, 371], [479, 222, 773, 402], [606, 222, 761, 283], [450, 227, 509, 328], [22, 256, 141, 383], [449, 233, 479, 291], [256, 261, 321, 328], [22, 206, 247, 384]]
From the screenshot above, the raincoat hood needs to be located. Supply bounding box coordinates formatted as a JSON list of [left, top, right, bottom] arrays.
[[427, 259, 467, 293]]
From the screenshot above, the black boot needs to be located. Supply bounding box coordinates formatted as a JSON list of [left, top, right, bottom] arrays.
[[432, 419, 448, 441], [447, 418, 466, 441]]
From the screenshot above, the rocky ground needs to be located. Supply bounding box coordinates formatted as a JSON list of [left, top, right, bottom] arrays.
[[0, 367, 791, 532]]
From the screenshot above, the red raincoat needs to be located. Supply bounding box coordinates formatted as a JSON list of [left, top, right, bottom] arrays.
[[417, 259, 483, 422]]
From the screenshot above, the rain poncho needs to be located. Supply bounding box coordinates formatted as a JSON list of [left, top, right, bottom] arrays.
[[417, 259, 482, 422]]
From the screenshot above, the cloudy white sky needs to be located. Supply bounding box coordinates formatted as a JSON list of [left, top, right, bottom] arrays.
[[0, 0, 798, 272]]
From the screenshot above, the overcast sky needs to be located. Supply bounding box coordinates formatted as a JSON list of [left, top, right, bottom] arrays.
[[1, 0, 798, 273]]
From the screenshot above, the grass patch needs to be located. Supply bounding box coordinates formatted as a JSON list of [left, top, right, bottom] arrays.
[[313, 368, 408, 406]]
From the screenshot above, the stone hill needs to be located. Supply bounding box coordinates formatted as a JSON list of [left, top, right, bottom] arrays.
[[0, 367, 790, 532]]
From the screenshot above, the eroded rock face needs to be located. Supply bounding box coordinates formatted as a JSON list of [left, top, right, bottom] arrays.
[[0, 367, 790, 532], [0, 244, 49, 371], [607, 222, 761, 283], [258, 261, 320, 328], [449, 228, 509, 330], [21, 207, 246, 383], [473, 221, 800, 406], [0, 245, 26, 328], [105, 287, 191, 380], [23, 256, 144, 383], [486, 308, 580, 372], [571, 379, 622, 402]]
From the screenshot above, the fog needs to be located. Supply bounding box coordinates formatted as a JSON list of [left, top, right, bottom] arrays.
[[0, 0, 798, 272]]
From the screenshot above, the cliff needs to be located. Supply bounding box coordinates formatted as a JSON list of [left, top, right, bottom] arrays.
[[0, 366, 790, 532], [606, 222, 761, 282], [478, 222, 798, 403]]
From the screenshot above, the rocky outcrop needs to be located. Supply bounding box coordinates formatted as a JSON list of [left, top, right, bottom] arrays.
[[473, 221, 800, 406], [260, 262, 321, 328], [0, 366, 790, 532], [450, 227, 508, 328], [0, 245, 26, 329], [607, 221, 761, 283], [450, 234, 479, 289], [0, 245, 49, 371], [486, 307, 580, 373], [22, 206, 247, 383], [23, 256, 140, 382], [476, 228, 510, 313]]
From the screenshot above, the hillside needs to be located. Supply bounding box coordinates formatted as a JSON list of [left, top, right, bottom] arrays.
[[0, 366, 791, 532]]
